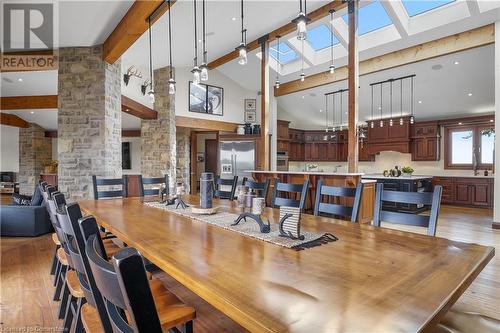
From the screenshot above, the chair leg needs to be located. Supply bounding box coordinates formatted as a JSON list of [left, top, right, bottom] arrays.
[[72, 298, 85, 333], [58, 280, 70, 319], [50, 246, 59, 275], [62, 295, 75, 332], [53, 259, 61, 286], [53, 265, 66, 301], [182, 321, 193, 333]]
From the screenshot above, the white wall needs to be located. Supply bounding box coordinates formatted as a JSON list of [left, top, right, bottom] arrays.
[[0, 125, 19, 172], [122, 137, 142, 175], [121, 67, 261, 129]]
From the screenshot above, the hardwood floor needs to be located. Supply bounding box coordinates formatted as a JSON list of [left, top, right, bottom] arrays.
[[1, 205, 498, 332]]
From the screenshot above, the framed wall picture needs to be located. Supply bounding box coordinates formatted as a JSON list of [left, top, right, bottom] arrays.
[[244, 111, 257, 123], [189, 81, 224, 116], [196, 153, 205, 163], [244, 99, 256, 111]]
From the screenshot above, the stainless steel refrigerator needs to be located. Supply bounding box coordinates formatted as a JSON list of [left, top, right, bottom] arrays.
[[219, 140, 256, 183]]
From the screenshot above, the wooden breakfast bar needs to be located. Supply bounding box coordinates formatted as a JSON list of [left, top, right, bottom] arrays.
[[79, 196, 494, 333], [250, 171, 376, 223]]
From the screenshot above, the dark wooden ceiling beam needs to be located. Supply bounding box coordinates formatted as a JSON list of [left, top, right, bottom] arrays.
[[207, 1, 347, 69], [0, 113, 29, 128], [121, 95, 157, 119], [103, 0, 176, 64], [0, 95, 58, 110]]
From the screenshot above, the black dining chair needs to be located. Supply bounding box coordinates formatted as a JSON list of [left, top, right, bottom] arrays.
[[271, 179, 309, 211], [314, 180, 364, 223], [373, 183, 442, 236], [83, 218, 196, 333], [242, 177, 271, 201], [92, 175, 128, 200], [214, 176, 238, 200], [139, 175, 169, 197]]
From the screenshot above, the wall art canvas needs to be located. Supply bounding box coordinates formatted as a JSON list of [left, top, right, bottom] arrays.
[[189, 82, 224, 116]]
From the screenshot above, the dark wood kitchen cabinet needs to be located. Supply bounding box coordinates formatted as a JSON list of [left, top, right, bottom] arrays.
[[432, 176, 493, 208], [277, 120, 290, 153], [367, 116, 411, 155], [411, 121, 440, 161]]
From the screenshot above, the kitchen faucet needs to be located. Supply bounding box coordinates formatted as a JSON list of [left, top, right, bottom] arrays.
[[333, 165, 342, 173]]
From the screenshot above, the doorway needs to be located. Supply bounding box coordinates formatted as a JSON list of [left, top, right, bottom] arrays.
[[190, 131, 219, 194]]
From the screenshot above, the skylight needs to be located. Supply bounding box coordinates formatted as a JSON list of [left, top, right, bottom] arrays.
[[307, 25, 339, 51], [270, 42, 298, 64], [342, 1, 392, 35], [402, 0, 455, 17]]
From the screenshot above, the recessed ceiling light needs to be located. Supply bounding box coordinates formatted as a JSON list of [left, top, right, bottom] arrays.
[[30, 111, 34, 114], [418, 100, 422, 104], [319, 109, 322, 113], [198, 39, 202, 43], [490, 119, 494, 123], [468, 93, 472, 96], [126, 108, 130, 112], [378, 106, 382, 110], [18, 78, 23, 82], [454, 61, 459, 65], [301, 96, 305, 99], [458, 122, 463, 125], [231, 17, 236, 21]]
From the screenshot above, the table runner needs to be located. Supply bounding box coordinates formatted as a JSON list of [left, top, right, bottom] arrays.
[[145, 202, 337, 250]]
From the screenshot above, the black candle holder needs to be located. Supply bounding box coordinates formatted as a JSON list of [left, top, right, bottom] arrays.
[[175, 196, 189, 209], [232, 212, 271, 233], [279, 213, 305, 240]]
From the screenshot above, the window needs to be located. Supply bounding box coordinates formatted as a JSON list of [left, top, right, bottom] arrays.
[[342, 1, 392, 35], [307, 25, 339, 51], [445, 123, 495, 169], [402, 0, 455, 17], [270, 42, 298, 64]]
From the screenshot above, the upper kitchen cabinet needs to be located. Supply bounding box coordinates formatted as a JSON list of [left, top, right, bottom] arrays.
[[411, 121, 440, 161], [289, 128, 305, 161], [367, 117, 411, 155], [277, 120, 290, 153]]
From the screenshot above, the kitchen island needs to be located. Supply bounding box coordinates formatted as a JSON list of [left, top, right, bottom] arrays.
[[250, 171, 375, 223]]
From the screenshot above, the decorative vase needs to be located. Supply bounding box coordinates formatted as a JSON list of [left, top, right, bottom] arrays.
[[244, 123, 253, 134], [252, 124, 261, 134], [237, 125, 245, 135], [200, 173, 214, 209]]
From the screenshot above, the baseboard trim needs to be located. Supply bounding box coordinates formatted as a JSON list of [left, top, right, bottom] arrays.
[[492, 222, 500, 229]]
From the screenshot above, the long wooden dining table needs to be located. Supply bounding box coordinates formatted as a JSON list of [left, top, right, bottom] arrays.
[[78, 196, 494, 333]]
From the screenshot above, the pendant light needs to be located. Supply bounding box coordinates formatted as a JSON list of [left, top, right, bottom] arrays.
[[167, 0, 176, 95], [379, 83, 384, 128], [147, 17, 155, 103], [275, 36, 281, 89], [399, 80, 403, 125], [329, 9, 335, 74], [410, 76, 415, 124], [299, 39, 305, 82], [370, 85, 374, 128], [191, 0, 201, 84], [389, 80, 393, 127], [325, 93, 328, 133], [339, 90, 343, 131], [332, 93, 336, 132], [292, 0, 310, 40], [200, 0, 208, 81], [235, 0, 247, 65]]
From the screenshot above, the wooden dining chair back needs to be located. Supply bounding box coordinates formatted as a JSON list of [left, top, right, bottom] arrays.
[[242, 178, 271, 200], [139, 175, 169, 197], [214, 176, 238, 200], [85, 234, 163, 333], [272, 179, 309, 211], [314, 180, 364, 222], [92, 175, 128, 200], [373, 183, 443, 236]]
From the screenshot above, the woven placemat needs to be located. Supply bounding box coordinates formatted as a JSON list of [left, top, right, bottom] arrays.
[[145, 202, 337, 250]]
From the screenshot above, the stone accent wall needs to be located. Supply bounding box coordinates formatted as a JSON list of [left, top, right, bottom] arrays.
[[18, 123, 52, 195], [141, 67, 177, 192], [58, 46, 122, 201], [176, 127, 191, 193]]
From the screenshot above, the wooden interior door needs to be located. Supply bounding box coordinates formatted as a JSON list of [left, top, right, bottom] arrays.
[[205, 139, 218, 176]]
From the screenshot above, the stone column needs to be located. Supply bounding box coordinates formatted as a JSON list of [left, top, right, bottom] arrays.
[[494, 21, 500, 227], [176, 127, 191, 193], [18, 123, 52, 195], [141, 67, 176, 192], [58, 46, 122, 201]]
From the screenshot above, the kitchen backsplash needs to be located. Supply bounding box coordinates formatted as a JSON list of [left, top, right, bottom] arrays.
[[289, 151, 494, 177]]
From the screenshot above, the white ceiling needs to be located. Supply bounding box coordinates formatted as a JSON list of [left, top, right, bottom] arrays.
[[1, 71, 57, 96], [278, 45, 495, 130], [1, 109, 58, 130]]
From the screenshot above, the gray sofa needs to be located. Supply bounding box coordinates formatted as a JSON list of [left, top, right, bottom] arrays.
[[0, 188, 53, 237]]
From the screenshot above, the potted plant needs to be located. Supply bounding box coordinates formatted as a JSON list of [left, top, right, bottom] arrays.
[[401, 166, 414, 177]]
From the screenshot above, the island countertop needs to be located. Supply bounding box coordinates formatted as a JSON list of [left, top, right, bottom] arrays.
[[362, 174, 433, 180], [246, 170, 365, 176]]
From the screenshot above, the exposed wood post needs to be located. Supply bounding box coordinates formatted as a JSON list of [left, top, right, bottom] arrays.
[[190, 131, 198, 195], [259, 35, 270, 171], [347, 0, 359, 172]]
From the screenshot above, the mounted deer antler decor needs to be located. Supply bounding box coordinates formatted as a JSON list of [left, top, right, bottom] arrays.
[[141, 79, 151, 96], [123, 66, 142, 86]]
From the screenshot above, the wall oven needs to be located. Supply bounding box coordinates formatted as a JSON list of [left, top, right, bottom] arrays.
[[276, 152, 289, 171]]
